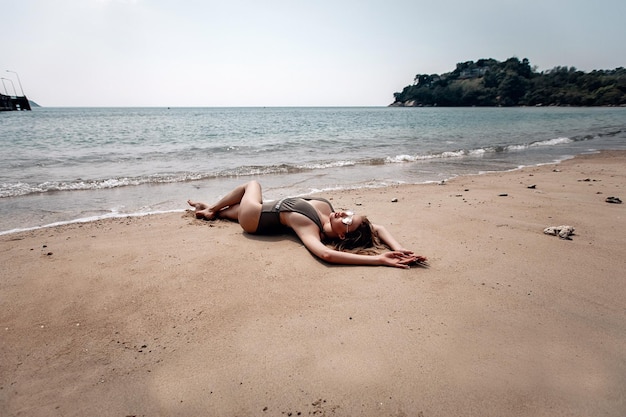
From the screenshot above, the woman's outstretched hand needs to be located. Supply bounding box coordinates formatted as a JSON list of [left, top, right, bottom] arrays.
[[378, 251, 428, 268]]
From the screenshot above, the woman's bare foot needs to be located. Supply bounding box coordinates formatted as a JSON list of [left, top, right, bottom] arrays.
[[187, 200, 217, 220], [187, 199, 208, 210]]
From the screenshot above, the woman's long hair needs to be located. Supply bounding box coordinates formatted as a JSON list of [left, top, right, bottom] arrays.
[[327, 216, 388, 255]]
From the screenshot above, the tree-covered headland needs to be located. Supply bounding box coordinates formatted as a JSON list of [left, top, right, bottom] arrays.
[[391, 57, 626, 107]]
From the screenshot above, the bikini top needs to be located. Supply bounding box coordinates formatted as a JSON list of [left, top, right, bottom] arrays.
[[276, 197, 334, 233]]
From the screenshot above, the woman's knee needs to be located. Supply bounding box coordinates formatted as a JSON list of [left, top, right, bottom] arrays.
[[245, 180, 262, 193], [241, 181, 263, 204]]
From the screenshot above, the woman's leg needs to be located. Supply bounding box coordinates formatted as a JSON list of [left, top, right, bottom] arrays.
[[188, 181, 263, 233]]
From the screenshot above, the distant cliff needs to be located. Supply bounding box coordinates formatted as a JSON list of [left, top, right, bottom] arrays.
[[391, 57, 626, 107]]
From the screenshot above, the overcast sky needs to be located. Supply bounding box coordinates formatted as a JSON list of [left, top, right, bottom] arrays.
[[2, 0, 625, 107]]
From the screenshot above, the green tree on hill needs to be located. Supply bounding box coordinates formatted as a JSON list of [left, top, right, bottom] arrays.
[[392, 57, 626, 107]]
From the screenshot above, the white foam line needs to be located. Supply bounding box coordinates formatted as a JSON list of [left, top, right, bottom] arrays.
[[0, 209, 186, 237]]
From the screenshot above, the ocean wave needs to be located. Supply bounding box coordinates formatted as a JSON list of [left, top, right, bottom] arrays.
[[0, 134, 592, 198], [507, 137, 573, 151], [0, 175, 200, 198], [0, 163, 333, 197], [390, 136, 576, 162]]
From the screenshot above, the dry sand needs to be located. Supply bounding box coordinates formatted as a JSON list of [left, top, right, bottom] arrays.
[[1, 151, 625, 417]]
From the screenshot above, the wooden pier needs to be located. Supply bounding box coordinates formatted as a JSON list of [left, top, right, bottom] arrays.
[[0, 93, 31, 111]]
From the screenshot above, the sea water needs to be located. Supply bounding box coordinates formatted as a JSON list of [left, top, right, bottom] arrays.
[[1, 106, 625, 235]]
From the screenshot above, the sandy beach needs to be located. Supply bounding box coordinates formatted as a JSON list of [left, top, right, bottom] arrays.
[[1, 150, 625, 417]]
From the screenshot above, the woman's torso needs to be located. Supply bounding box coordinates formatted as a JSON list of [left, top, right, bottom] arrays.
[[256, 197, 334, 235]]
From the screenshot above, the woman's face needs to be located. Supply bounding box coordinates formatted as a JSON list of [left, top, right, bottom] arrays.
[[330, 210, 362, 237]]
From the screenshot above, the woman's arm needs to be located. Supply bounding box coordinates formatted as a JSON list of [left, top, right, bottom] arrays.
[[295, 226, 417, 268]]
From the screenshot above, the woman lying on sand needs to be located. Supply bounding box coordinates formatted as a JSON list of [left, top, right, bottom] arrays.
[[188, 181, 427, 269]]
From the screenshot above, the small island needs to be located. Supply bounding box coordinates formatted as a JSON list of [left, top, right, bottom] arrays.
[[391, 57, 626, 107]]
